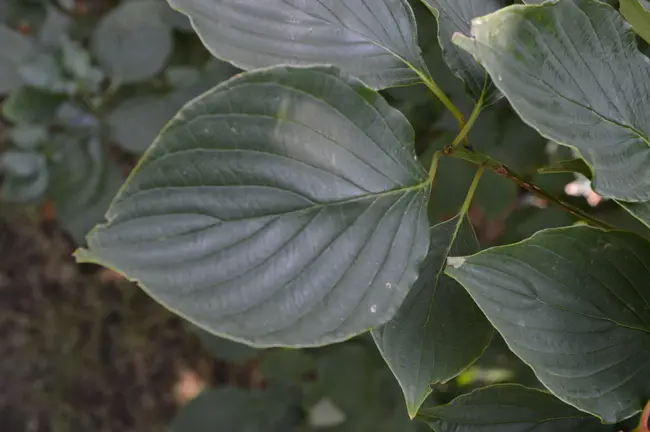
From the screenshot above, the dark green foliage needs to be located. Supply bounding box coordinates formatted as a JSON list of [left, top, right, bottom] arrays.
[[3, 0, 650, 431]]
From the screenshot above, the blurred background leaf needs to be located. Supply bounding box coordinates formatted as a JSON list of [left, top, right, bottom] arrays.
[[46, 135, 124, 244], [91, 0, 173, 84], [0, 24, 34, 93]]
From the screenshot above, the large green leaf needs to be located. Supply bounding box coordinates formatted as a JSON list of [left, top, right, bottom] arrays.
[[419, 0, 503, 104], [418, 384, 612, 431], [167, 0, 430, 90], [92, 0, 172, 84], [373, 215, 491, 418], [621, 0, 650, 45], [76, 66, 431, 348], [0, 24, 34, 93], [453, 0, 650, 202], [446, 226, 650, 423]]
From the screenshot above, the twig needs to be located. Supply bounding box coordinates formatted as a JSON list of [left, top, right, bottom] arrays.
[[444, 146, 615, 231]]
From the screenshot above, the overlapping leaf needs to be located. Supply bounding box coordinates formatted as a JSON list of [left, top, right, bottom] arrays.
[[419, 384, 612, 431], [446, 226, 650, 423], [373, 215, 491, 417], [167, 0, 430, 90], [76, 66, 431, 348], [419, 0, 503, 104], [453, 0, 650, 203]]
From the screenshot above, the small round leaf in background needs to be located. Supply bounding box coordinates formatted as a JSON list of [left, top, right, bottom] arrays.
[[91, 0, 173, 84], [0, 24, 34, 93]]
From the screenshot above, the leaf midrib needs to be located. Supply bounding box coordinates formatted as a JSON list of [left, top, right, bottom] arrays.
[[110, 179, 431, 229], [460, 259, 650, 336], [472, 37, 650, 151]]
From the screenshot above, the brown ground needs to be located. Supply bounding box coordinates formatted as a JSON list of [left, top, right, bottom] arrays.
[[0, 210, 226, 432]]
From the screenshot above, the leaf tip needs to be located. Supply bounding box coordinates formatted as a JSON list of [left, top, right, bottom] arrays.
[[406, 396, 427, 420], [73, 247, 98, 265]]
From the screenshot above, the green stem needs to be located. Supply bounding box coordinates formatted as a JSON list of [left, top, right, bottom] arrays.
[[428, 151, 442, 183], [445, 166, 484, 257], [415, 70, 466, 129], [450, 96, 484, 150], [460, 166, 484, 217], [447, 147, 614, 230]]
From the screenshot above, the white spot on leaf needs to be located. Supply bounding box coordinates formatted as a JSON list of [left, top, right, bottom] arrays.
[[447, 257, 466, 269]]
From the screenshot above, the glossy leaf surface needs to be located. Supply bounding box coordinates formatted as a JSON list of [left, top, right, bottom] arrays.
[[453, 0, 650, 202], [167, 0, 430, 89], [447, 226, 650, 423], [76, 66, 431, 347], [373, 215, 491, 417]]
